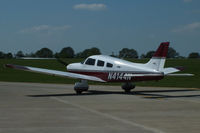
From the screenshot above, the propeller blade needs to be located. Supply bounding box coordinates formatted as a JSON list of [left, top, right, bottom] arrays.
[[56, 58, 69, 66]]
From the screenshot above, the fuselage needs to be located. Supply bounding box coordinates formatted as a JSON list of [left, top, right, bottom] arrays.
[[6, 42, 182, 94], [67, 55, 164, 82]]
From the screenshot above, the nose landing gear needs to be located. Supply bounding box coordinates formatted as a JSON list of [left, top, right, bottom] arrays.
[[74, 80, 89, 94]]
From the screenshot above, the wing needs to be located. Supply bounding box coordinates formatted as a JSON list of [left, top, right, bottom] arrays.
[[5, 64, 106, 82], [162, 67, 194, 76]]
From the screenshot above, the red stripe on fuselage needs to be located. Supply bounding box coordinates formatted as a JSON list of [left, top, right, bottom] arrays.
[[68, 71, 164, 82]]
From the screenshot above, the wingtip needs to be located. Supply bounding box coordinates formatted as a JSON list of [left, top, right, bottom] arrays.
[[4, 64, 13, 68], [4, 64, 29, 70]]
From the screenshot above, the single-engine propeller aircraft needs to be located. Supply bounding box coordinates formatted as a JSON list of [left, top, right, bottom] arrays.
[[5, 42, 193, 94]]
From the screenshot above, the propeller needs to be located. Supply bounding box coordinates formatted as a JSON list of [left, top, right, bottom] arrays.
[[56, 58, 69, 66]]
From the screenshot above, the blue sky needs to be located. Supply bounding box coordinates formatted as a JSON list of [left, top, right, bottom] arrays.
[[0, 0, 200, 56]]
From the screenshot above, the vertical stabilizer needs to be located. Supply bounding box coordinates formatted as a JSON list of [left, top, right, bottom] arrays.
[[145, 42, 169, 71]]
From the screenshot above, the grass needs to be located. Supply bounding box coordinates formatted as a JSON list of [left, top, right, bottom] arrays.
[[0, 58, 199, 88]]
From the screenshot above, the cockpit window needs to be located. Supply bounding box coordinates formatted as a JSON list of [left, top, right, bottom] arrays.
[[85, 58, 96, 65], [106, 63, 113, 68], [97, 60, 105, 67]]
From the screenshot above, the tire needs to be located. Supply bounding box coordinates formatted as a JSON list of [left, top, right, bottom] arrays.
[[76, 90, 82, 95], [122, 83, 135, 93]]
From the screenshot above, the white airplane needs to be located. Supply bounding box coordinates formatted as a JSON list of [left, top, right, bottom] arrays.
[[5, 42, 193, 94]]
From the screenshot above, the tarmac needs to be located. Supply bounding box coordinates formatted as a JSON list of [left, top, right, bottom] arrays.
[[0, 82, 200, 133]]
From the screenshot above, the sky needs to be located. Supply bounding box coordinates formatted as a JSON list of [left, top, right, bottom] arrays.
[[0, 0, 200, 56]]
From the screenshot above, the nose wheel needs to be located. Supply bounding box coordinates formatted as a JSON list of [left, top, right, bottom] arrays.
[[121, 83, 135, 93], [74, 80, 89, 94]]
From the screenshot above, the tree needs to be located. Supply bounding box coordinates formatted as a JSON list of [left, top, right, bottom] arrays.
[[110, 52, 117, 57], [140, 54, 146, 59], [25, 52, 36, 57], [0, 51, 5, 58], [119, 48, 138, 58], [75, 52, 83, 58], [59, 47, 74, 58], [16, 51, 24, 58], [188, 52, 200, 58], [0, 51, 13, 58], [167, 47, 179, 58], [145, 51, 155, 58], [35, 48, 53, 58], [76, 47, 101, 58], [54, 52, 60, 58], [5, 53, 13, 58]]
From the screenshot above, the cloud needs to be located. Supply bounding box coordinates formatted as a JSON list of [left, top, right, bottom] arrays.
[[190, 9, 200, 14], [73, 3, 106, 11], [20, 25, 71, 34], [172, 22, 200, 33], [183, 0, 192, 3]]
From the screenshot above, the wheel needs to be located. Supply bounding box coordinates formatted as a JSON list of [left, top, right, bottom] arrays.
[[121, 83, 135, 93], [74, 80, 89, 94], [124, 89, 131, 93], [76, 90, 82, 95]]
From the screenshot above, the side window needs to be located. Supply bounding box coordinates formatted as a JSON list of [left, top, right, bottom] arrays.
[[97, 60, 105, 67], [85, 58, 96, 65], [106, 63, 113, 68]]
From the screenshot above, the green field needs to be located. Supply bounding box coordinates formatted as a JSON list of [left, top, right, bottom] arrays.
[[0, 58, 199, 88]]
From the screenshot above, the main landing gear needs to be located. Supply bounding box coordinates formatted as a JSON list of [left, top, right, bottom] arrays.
[[74, 81, 135, 94], [74, 80, 89, 94], [121, 82, 135, 93]]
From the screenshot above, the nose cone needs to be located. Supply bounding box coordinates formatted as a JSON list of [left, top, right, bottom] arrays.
[[66, 63, 81, 71], [66, 64, 73, 70]]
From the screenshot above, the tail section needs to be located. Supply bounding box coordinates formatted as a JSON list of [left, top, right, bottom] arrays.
[[145, 42, 169, 71]]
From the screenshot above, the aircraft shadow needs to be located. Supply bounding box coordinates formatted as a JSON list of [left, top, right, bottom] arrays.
[[27, 88, 200, 99]]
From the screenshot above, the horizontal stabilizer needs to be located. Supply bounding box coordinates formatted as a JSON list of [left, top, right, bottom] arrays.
[[165, 73, 194, 76], [162, 67, 194, 76], [162, 67, 180, 75]]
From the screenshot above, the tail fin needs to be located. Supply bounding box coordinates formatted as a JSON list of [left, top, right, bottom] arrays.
[[145, 42, 169, 71]]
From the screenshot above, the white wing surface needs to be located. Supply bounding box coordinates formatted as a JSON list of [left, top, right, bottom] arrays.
[[162, 67, 194, 76], [5, 64, 106, 82]]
